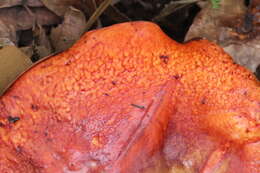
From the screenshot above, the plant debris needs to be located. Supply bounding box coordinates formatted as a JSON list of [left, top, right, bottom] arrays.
[[0, 46, 32, 95]]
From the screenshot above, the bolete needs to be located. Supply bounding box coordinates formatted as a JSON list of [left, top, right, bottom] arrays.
[[0, 22, 259, 173]]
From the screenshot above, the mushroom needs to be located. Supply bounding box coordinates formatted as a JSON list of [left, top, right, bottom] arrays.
[[0, 21, 259, 173]]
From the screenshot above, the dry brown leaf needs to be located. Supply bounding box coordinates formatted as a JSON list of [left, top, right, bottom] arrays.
[[50, 7, 86, 52], [185, 0, 246, 42], [0, 7, 60, 31], [0, 46, 32, 95], [20, 26, 53, 61], [0, 19, 16, 45], [19, 46, 34, 58], [41, 0, 82, 17], [21, 46, 51, 63], [33, 25, 53, 58], [0, 6, 60, 49], [0, 0, 43, 8], [185, 0, 260, 74], [223, 37, 260, 73]]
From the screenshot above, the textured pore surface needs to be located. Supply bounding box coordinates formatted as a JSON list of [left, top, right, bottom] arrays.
[[0, 21, 259, 172]]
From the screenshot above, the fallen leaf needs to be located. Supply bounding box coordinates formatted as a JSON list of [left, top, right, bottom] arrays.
[[33, 25, 53, 60], [19, 46, 34, 58], [185, 0, 260, 74], [0, 6, 60, 50], [0, 0, 43, 8], [19, 26, 52, 60], [50, 7, 86, 52], [185, 0, 246, 42], [0, 19, 16, 45], [0, 46, 32, 95], [41, 0, 83, 17], [0, 7, 60, 31], [223, 37, 260, 73]]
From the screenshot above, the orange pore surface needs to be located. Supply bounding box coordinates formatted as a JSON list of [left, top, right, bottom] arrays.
[[0, 21, 259, 172]]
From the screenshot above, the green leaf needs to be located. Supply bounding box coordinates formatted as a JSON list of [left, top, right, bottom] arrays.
[[210, 0, 221, 9]]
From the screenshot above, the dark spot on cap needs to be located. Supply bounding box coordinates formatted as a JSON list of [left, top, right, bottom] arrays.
[[104, 93, 110, 96], [31, 104, 39, 111], [222, 60, 229, 64], [0, 122, 4, 127], [201, 98, 206, 104], [11, 95, 20, 99], [172, 75, 181, 80], [7, 116, 20, 123], [15, 146, 22, 153], [65, 59, 72, 66], [46, 138, 53, 142], [111, 81, 116, 85], [159, 55, 169, 64]]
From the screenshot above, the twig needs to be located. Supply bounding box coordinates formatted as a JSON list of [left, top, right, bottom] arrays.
[[85, 0, 112, 31]]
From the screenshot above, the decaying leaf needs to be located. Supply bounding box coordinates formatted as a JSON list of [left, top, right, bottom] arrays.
[[19, 46, 34, 58], [185, 0, 246, 42], [0, 6, 60, 57], [0, 7, 60, 31], [41, 0, 83, 17], [0, 46, 32, 95], [50, 7, 86, 52], [33, 25, 53, 59], [223, 37, 260, 73], [0, 0, 43, 8], [20, 26, 53, 61], [0, 19, 16, 45], [185, 0, 260, 74]]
